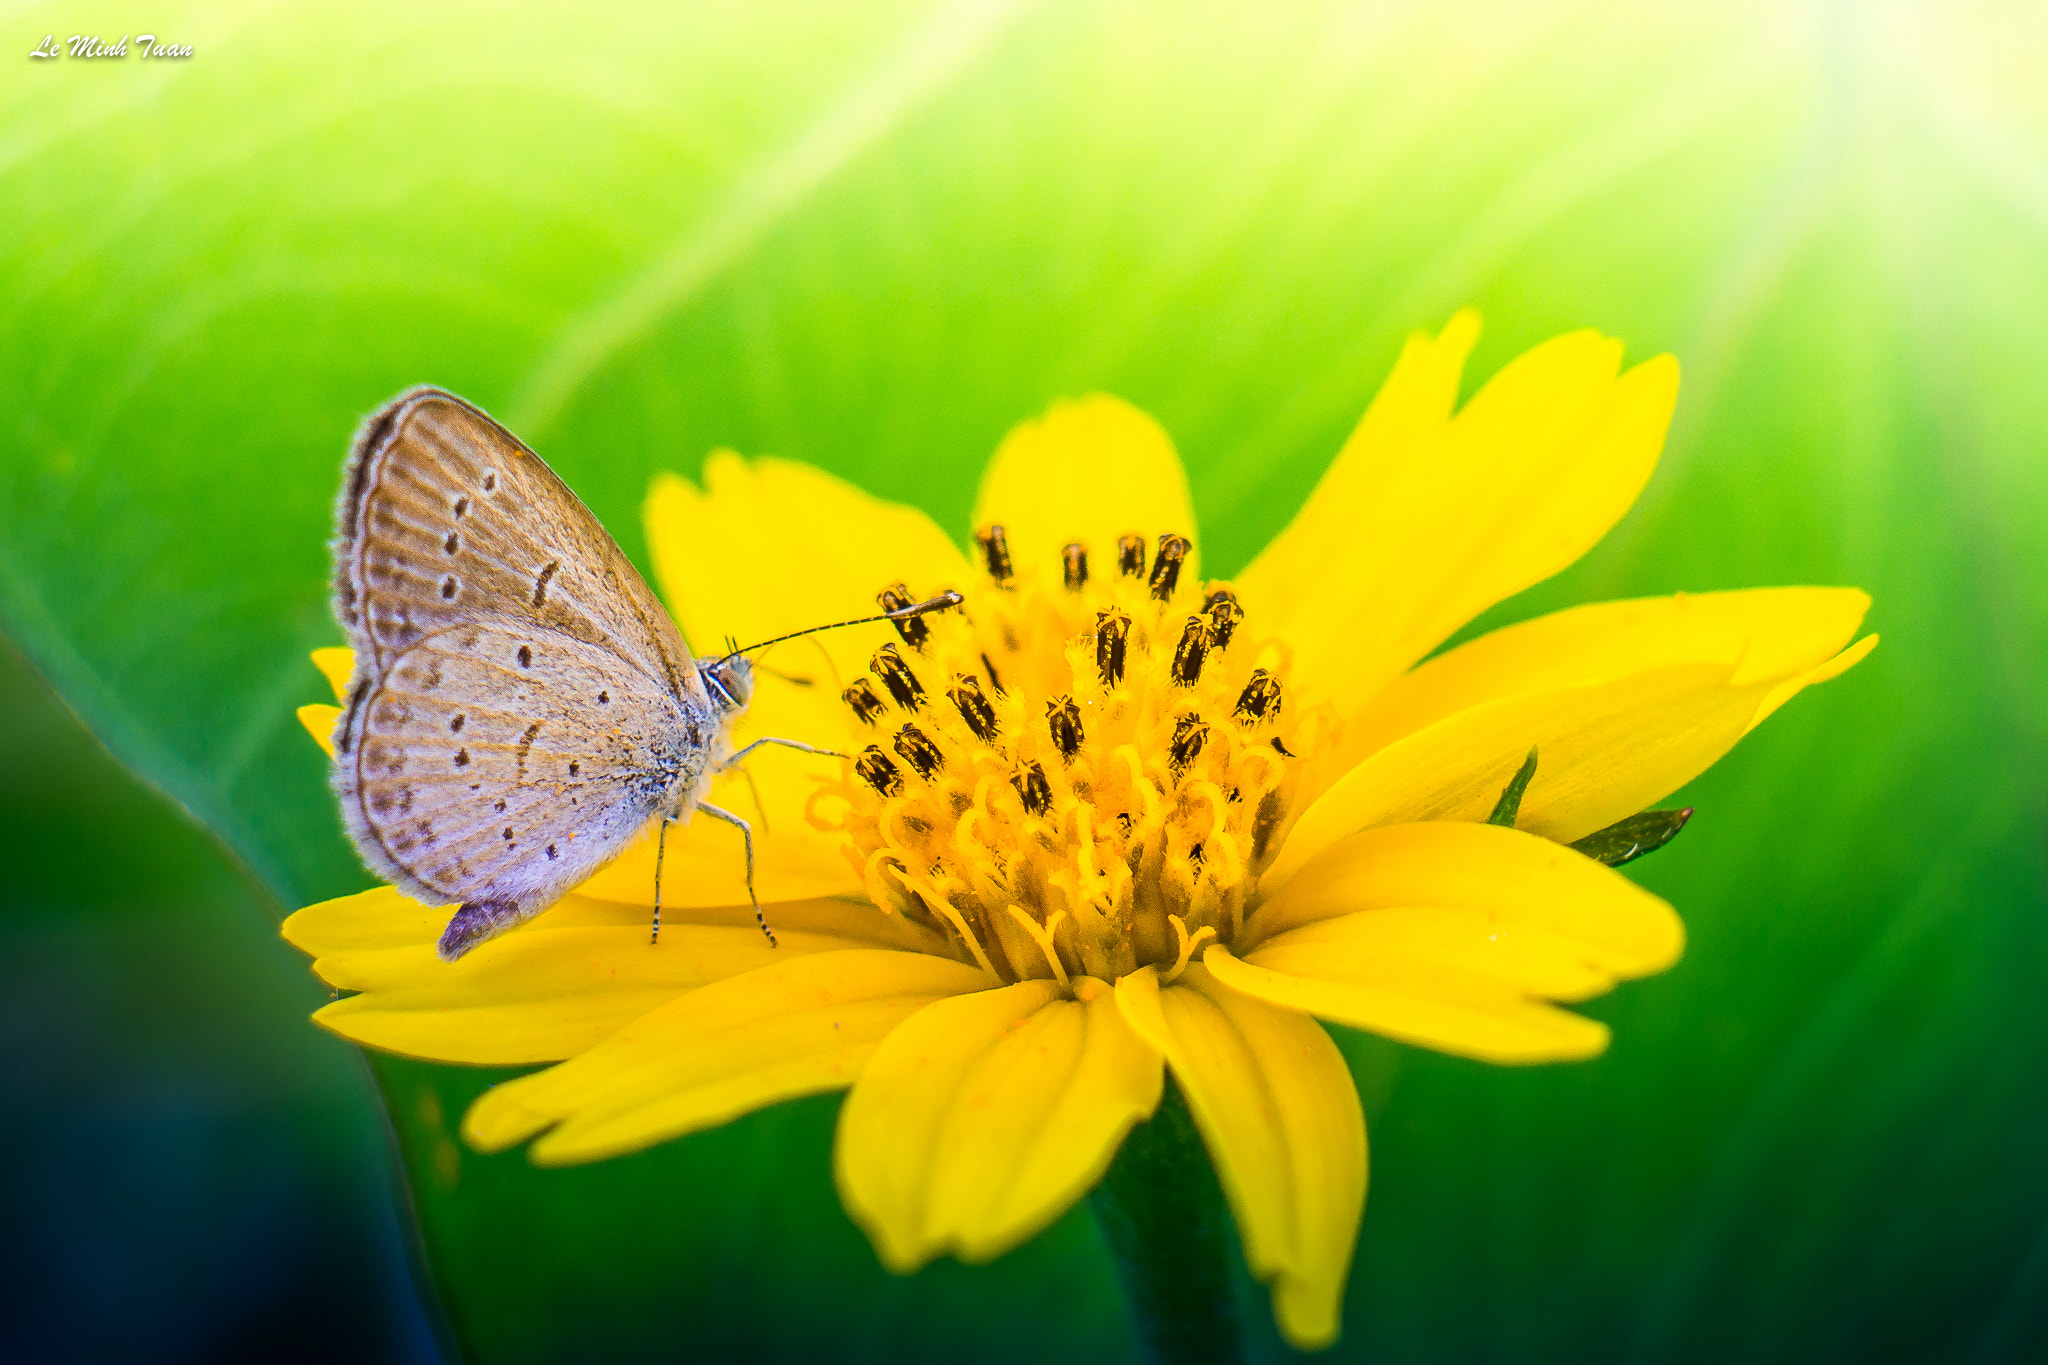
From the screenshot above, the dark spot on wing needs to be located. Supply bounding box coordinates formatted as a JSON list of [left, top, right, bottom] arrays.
[[453, 495, 469, 518], [453, 747, 469, 767], [482, 471, 498, 493], [532, 561, 559, 607], [517, 645, 532, 668], [546, 844, 558, 860], [597, 690, 609, 704], [450, 714, 464, 733], [441, 576, 459, 599], [444, 532, 459, 554], [568, 761, 580, 777]]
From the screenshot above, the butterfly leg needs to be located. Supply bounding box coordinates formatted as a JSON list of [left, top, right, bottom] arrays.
[[723, 735, 846, 766], [650, 816, 670, 946], [698, 801, 777, 948]]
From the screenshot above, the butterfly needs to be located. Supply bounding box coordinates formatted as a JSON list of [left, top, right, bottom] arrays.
[[328, 387, 955, 961]]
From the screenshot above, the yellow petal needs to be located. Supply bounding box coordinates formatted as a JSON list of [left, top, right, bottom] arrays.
[[297, 703, 340, 758], [1328, 587, 1872, 783], [1115, 965, 1364, 1351], [644, 455, 970, 682], [836, 977, 1163, 1271], [1235, 311, 1478, 615], [1751, 631, 1879, 729], [464, 949, 990, 1163], [286, 888, 953, 1064], [317, 924, 894, 1067], [971, 395, 1198, 586], [286, 885, 940, 960], [1206, 946, 1609, 1064], [1220, 823, 1681, 1064], [311, 647, 354, 702], [283, 885, 446, 954], [1264, 655, 1844, 893], [1238, 316, 1679, 710], [1244, 821, 1683, 968]]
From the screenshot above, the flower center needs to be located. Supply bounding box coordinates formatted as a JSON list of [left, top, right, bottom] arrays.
[[817, 528, 1316, 986]]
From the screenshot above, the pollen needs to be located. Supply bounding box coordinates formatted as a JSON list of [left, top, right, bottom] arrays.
[[822, 529, 1321, 986]]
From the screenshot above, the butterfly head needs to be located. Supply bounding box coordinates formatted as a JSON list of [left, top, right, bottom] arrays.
[[700, 656, 754, 715]]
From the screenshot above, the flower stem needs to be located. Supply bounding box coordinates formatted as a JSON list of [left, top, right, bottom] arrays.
[[1089, 1077, 1245, 1365]]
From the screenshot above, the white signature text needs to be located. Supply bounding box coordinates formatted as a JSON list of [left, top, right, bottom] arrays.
[[30, 33, 193, 60]]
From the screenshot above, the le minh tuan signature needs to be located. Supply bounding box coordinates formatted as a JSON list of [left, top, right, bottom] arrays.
[[30, 34, 192, 59]]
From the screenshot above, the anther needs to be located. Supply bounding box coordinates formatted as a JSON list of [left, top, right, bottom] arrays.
[[1011, 761, 1052, 816], [855, 746, 904, 796], [842, 678, 888, 726], [1203, 588, 1243, 650], [1149, 534, 1191, 600], [948, 675, 1000, 743], [1170, 616, 1211, 687], [893, 723, 946, 779], [876, 583, 930, 649], [975, 525, 1014, 584], [980, 651, 1007, 696], [1062, 543, 1089, 591], [1046, 695, 1084, 762], [1234, 669, 1283, 726], [1167, 712, 1210, 776], [872, 644, 926, 709], [1117, 534, 1146, 578], [1095, 608, 1131, 687]]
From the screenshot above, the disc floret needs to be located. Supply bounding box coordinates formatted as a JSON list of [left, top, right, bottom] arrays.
[[824, 529, 1315, 986]]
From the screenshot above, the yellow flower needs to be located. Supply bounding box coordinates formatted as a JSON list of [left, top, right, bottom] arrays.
[[287, 311, 1875, 1350]]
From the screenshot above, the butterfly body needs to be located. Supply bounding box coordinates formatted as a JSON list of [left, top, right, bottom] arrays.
[[331, 387, 745, 959]]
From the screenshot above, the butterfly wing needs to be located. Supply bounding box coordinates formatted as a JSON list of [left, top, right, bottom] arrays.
[[331, 387, 716, 958], [334, 386, 702, 704], [335, 620, 708, 957]]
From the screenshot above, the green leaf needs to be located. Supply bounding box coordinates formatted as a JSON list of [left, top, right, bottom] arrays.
[[1570, 807, 1693, 867], [7, 1, 2048, 1361], [1487, 747, 1540, 827]]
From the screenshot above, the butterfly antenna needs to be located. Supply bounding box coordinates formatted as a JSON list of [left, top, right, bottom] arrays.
[[718, 591, 964, 665]]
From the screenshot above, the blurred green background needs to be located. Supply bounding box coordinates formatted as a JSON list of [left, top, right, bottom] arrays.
[[4, 0, 2045, 1361]]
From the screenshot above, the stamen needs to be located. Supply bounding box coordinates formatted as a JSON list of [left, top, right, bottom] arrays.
[[842, 678, 887, 726], [1149, 534, 1190, 600], [1117, 534, 1146, 578], [1045, 695, 1084, 762], [873, 644, 926, 709], [893, 723, 946, 779], [1170, 616, 1210, 687], [1095, 608, 1130, 687], [1160, 913, 1216, 984], [876, 584, 930, 649], [1011, 760, 1052, 815], [1203, 588, 1243, 650], [948, 675, 1000, 743], [1168, 712, 1210, 776], [1234, 669, 1282, 726], [1062, 542, 1089, 591], [975, 525, 1015, 584], [1005, 904, 1071, 988], [979, 651, 1007, 696], [855, 746, 904, 796]]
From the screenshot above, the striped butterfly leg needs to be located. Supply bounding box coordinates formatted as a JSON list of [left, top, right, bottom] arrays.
[[696, 802, 775, 948]]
